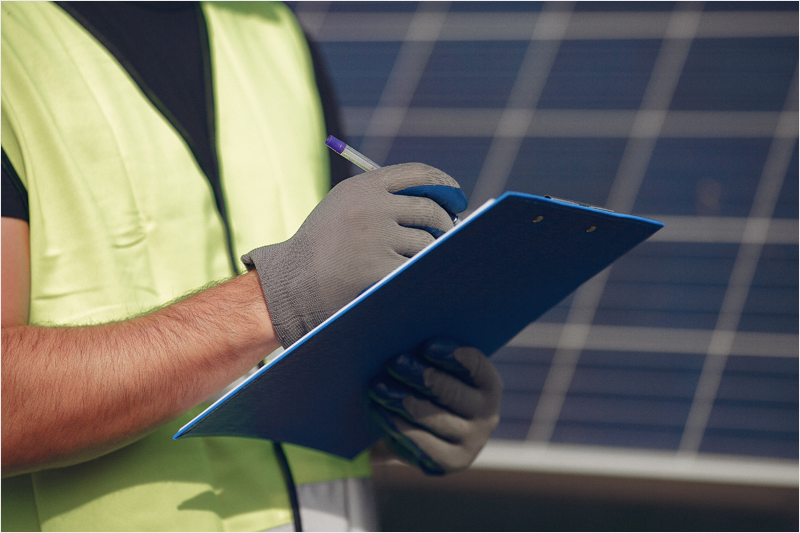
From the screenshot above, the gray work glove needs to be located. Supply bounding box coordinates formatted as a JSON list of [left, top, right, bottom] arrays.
[[243, 163, 465, 347], [368, 338, 503, 475]]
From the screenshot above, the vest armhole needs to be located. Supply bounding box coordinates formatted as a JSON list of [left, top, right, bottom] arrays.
[[2, 148, 29, 221]]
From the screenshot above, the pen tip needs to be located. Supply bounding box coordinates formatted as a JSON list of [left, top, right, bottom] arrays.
[[325, 135, 346, 154]]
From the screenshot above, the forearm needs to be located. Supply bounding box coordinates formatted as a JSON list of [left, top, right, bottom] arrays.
[[1, 270, 280, 477]]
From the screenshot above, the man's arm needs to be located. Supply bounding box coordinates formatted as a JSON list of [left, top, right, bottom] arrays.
[[2, 162, 465, 478], [2, 216, 281, 477]]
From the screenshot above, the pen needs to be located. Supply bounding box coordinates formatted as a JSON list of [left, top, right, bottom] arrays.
[[325, 135, 462, 226], [325, 135, 380, 172]]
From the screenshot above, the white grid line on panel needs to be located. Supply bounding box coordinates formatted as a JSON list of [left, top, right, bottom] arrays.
[[299, 10, 797, 42], [526, 2, 704, 444], [341, 108, 800, 139], [291, 1, 330, 35], [467, 2, 574, 211], [646, 216, 798, 244], [356, 2, 450, 165], [607, 5, 704, 213], [508, 323, 799, 359], [678, 67, 800, 454]]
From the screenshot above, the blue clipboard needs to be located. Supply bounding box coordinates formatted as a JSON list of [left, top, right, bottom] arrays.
[[174, 192, 663, 458]]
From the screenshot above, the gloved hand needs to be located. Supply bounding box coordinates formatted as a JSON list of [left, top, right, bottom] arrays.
[[243, 163, 466, 347], [368, 338, 503, 476]]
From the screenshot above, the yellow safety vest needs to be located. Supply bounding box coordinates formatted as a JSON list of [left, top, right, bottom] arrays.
[[1, 2, 371, 530]]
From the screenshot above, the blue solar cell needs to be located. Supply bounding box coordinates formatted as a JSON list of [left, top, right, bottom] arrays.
[[499, 391, 540, 420], [750, 245, 799, 288], [538, 40, 662, 110], [724, 354, 798, 374], [630, 242, 740, 260], [551, 421, 684, 450], [491, 350, 551, 438], [608, 244, 738, 286], [773, 144, 799, 219], [609, 250, 735, 285], [559, 395, 692, 426], [382, 137, 493, 200], [747, 280, 798, 313], [703, 2, 799, 10], [634, 138, 772, 217], [700, 429, 798, 459], [568, 367, 700, 398], [739, 245, 799, 333], [493, 346, 556, 364], [593, 308, 721, 330], [749, 284, 798, 317], [600, 281, 728, 315], [608, 245, 740, 318], [579, 350, 705, 371], [411, 41, 529, 108], [315, 42, 402, 107], [671, 38, 799, 111], [720, 358, 799, 409], [717, 375, 798, 403], [700, 355, 799, 457], [505, 138, 627, 207], [707, 401, 798, 432], [736, 313, 799, 335], [492, 420, 533, 440], [495, 361, 550, 392]]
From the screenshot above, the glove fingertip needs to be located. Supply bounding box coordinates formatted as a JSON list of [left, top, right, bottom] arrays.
[[394, 185, 468, 216], [368, 376, 413, 416], [371, 407, 446, 477], [369, 402, 400, 433], [387, 353, 431, 394], [402, 224, 445, 239], [418, 338, 477, 387]]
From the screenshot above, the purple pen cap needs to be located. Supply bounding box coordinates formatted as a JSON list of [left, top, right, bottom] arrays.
[[325, 135, 346, 154]]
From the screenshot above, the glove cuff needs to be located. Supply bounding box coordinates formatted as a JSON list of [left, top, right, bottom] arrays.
[[241, 240, 325, 348]]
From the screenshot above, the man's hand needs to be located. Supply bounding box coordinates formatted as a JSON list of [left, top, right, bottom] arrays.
[[368, 338, 503, 476], [243, 163, 466, 347]]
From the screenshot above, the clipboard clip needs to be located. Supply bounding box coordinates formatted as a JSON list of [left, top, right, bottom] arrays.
[[543, 195, 615, 213]]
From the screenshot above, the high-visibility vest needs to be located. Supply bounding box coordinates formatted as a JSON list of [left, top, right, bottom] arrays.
[[1, 2, 373, 530]]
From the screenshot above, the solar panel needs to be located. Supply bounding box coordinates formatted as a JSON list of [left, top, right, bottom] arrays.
[[289, 1, 798, 463]]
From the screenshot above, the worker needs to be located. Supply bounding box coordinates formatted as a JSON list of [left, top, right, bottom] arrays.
[[1, 2, 502, 531]]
